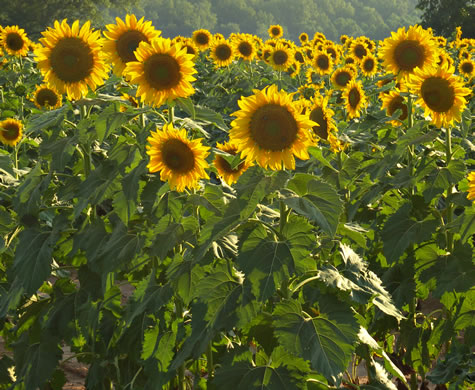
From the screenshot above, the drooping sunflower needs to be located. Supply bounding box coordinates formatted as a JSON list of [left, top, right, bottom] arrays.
[[213, 141, 252, 185], [467, 172, 475, 203], [308, 95, 337, 141], [34, 19, 109, 101], [342, 79, 368, 119], [229, 85, 316, 170], [146, 123, 210, 192], [124, 37, 197, 107], [380, 90, 408, 126], [268, 25, 283, 39], [103, 14, 161, 77], [299, 32, 309, 45], [406, 62, 471, 128], [458, 59, 474, 79], [192, 29, 212, 51], [1, 26, 29, 56], [233, 34, 256, 61], [32, 84, 62, 109], [269, 42, 294, 71], [312, 50, 333, 75], [379, 25, 439, 79], [209, 38, 234, 67], [331, 66, 356, 89], [360, 53, 378, 76], [0, 118, 23, 146]]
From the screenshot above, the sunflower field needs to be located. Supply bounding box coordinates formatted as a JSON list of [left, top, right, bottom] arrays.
[[0, 16, 474, 390]]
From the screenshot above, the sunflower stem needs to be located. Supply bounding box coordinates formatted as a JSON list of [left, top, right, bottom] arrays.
[[175, 296, 186, 390], [13, 143, 19, 180], [168, 104, 175, 124], [445, 127, 454, 252], [407, 94, 415, 195], [206, 341, 214, 380], [279, 200, 289, 235]]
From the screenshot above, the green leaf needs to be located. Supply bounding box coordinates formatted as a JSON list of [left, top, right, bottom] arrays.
[[94, 102, 132, 143], [423, 160, 466, 202], [381, 203, 438, 263], [176, 97, 196, 119], [13, 165, 51, 218], [141, 321, 177, 371], [40, 134, 77, 172], [13, 229, 56, 294], [194, 105, 228, 130], [273, 298, 358, 384], [282, 174, 342, 237], [26, 105, 69, 133]]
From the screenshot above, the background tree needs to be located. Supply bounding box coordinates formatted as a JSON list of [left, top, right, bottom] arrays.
[[416, 0, 475, 38]]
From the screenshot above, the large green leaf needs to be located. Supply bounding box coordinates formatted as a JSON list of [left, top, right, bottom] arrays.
[[381, 203, 438, 263], [282, 174, 342, 237], [273, 298, 358, 384], [423, 160, 466, 202], [13, 228, 56, 294]]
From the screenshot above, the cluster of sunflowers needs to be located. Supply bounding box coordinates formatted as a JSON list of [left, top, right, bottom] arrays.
[[0, 16, 473, 196]]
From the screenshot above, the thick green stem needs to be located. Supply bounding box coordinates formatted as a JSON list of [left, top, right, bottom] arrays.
[[446, 128, 454, 252], [175, 297, 186, 390], [168, 104, 175, 124], [279, 200, 289, 235], [207, 341, 214, 379]]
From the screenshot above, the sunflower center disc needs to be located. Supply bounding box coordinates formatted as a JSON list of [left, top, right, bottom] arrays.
[[394, 40, 424, 71], [216, 44, 232, 60], [316, 55, 329, 70], [273, 50, 288, 65], [144, 54, 181, 90], [336, 71, 351, 86], [195, 33, 209, 45], [354, 45, 366, 59], [116, 30, 148, 63], [461, 62, 473, 74], [388, 96, 408, 121], [310, 107, 328, 140], [364, 58, 375, 72], [421, 77, 455, 113], [250, 104, 298, 151], [162, 139, 195, 173], [238, 42, 252, 57], [1, 124, 19, 140], [6, 33, 24, 51], [348, 88, 361, 108], [271, 27, 280, 36], [295, 51, 304, 63], [50, 37, 94, 83], [37, 89, 58, 107]]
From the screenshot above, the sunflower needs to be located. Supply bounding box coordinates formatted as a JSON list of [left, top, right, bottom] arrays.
[[340, 34, 349, 45], [344, 55, 357, 65], [174, 37, 199, 60], [229, 84, 316, 170], [269, 42, 294, 71], [406, 62, 471, 128], [268, 25, 283, 39], [146, 123, 210, 192], [1, 26, 29, 56], [360, 53, 378, 76], [308, 95, 337, 141], [331, 66, 356, 89], [0, 118, 23, 146], [342, 79, 368, 119], [380, 90, 408, 126], [103, 14, 160, 77], [124, 37, 197, 107], [437, 51, 454, 69], [119, 92, 139, 112], [293, 48, 306, 65], [209, 38, 234, 67], [350, 40, 368, 61], [192, 29, 212, 51], [325, 43, 340, 64], [32, 84, 62, 109], [233, 34, 256, 61], [299, 32, 309, 45], [458, 49, 471, 61], [213, 141, 252, 185], [467, 172, 475, 203], [214, 33, 225, 41], [34, 19, 109, 101], [312, 51, 333, 75], [458, 59, 474, 79], [379, 25, 439, 79]]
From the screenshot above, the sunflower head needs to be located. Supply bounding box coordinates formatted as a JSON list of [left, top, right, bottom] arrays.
[[331, 66, 356, 89], [342, 79, 368, 119], [210, 38, 234, 67], [146, 123, 210, 192], [233, 34, 256, 61], [269, 42, 294, 71], [299, 32, 309, 45], [124, 37, 197, 107], [380, 90, 408, 126], [213, 141, 252, 185], [103, 14, 161, 76], [32, 84, 62, 110], [379, 25, 439, 79], [268, 25, 283, 39], [406, 62, 471, 128], [174, 37, 199, 60], [340, 34, 349, 45], [0, 118, 23, 146], [312, 51, 333, 75], [350, 40, 368, 61], [229, 84, 316, 170], [35, 19, 109, 101], [458, 59, 474, 79], [360, 53, 378, 76], [1, 26, 29, 56], [308, 95, 336, 141], [192, 29, 212, 50]]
